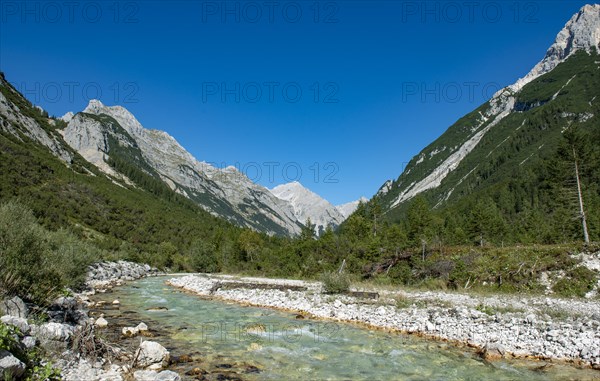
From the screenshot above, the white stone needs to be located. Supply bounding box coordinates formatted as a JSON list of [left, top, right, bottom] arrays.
[[0, 296, 28, 318], [21, 336, 36, 349], [0, 349, 26, 379], [155, 370, 181, 381], [34, 322, 73, 341], [136, 341, 170, 369], [136, 322, 149, 332], [122, 327, 139, 336], [95, 316, 109, 328], [133, 370, 158, 381]]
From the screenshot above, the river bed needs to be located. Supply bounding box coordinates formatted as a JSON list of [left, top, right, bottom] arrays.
[[91, 276, 599, 380]]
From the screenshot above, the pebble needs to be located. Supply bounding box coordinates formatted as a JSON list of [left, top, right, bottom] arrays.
[[95, 316, 109, 328]]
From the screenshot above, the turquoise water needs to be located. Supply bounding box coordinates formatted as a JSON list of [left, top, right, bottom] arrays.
[[103, 277, 597, 380]]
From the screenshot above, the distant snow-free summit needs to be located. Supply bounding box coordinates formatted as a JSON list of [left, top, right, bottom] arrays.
[[271, 181, 366, 235]]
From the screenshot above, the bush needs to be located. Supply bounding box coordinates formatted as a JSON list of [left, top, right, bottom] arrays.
[[387, 261, 412, 284], [0, 201, 57, 304], [0, 201, 96, 305], [46, 228, 98, 290], [320, 272, 350, 294]]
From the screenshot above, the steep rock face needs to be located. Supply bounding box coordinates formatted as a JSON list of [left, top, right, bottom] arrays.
[[62, 101, 302, 236], [0, 75, 72, 163], [378, 4, 600, 213], [60, 113, 126, 179], [271, 181, 346, 235]]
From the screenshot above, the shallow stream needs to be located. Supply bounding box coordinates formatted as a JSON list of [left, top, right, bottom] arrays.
[[95, 276, 598, 380]]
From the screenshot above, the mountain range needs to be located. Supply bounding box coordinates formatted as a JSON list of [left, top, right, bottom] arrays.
[[0, 88, 364, 237]]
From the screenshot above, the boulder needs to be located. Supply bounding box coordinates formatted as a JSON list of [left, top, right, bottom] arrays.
[[0, 349, 26, 380], [1, 315, 30, 334], [0, 296, 28, 318], [482, 342, 506, 360], [53, 296, 77, 310], [47, 296, 86, 324], [34, 322, 74, 341], [136, 341, 170, 370]]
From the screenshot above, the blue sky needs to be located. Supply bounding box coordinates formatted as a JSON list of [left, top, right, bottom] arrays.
[[0, 0, 594, 205]]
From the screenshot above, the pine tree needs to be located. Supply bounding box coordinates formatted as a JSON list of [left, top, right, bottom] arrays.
[[300, 218, 316, 241], [406, 196, 433, 247]]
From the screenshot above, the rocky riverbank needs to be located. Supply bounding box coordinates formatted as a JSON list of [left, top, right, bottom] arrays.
[[85, 260, 163, 290], [0, 261, 178, 381], [168, 274, 600, 369]]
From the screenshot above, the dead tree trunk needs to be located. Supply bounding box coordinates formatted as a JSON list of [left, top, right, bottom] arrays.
[[573, 147, 590, 244]]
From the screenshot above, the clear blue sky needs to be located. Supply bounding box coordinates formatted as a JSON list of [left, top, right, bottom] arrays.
[[0, 0, 594, 205]]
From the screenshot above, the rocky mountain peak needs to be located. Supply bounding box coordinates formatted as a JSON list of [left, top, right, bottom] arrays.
[[507, 4, 600, 94], [271, 182, 346, 235], [83, 99, 105, 113]]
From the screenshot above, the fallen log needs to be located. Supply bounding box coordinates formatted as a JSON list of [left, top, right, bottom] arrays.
[[210, 281, 308, 293], [346, 291, 380, 300]]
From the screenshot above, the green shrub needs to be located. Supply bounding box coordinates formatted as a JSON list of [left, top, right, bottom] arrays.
[[552, 266, 597, 297], [0, 200, 96, 305], [320, 272, 350, 294], [387, 261, 412, 284]]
